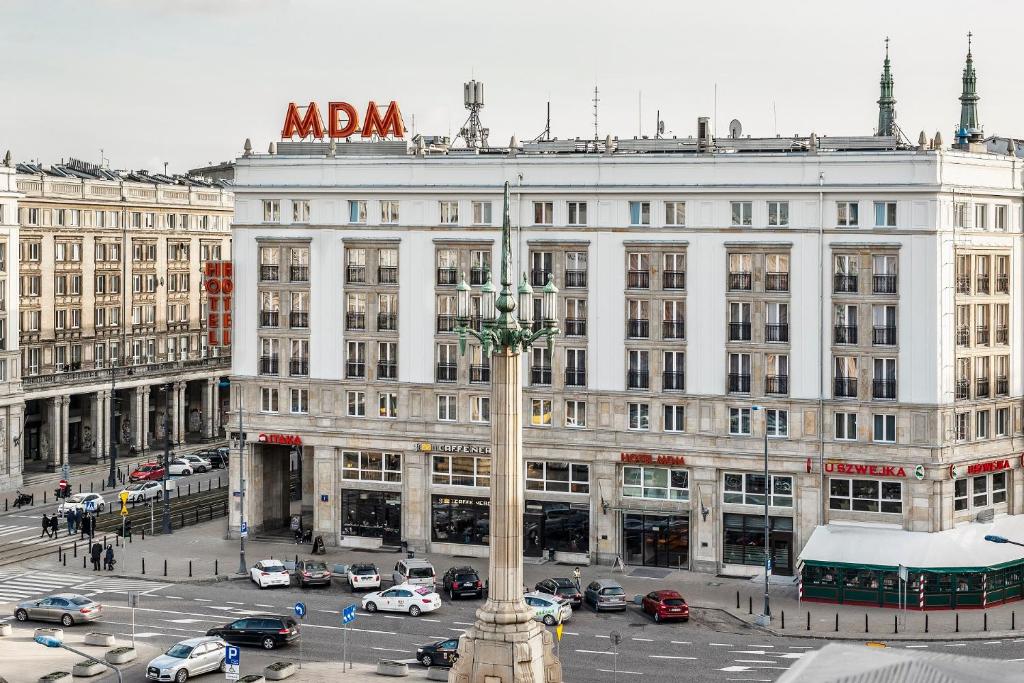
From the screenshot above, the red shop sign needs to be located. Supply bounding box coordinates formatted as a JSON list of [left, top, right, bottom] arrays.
[[949, 457, 1014, 480], [824, 462, 908, 477], [620, 452, 686, 466], [258, 433, 303, 446]]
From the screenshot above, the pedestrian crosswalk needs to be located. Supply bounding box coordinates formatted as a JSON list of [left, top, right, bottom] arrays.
[[0, 569, 168, 603], [75, 576, 169, 595], [0, 570, 76, 603]]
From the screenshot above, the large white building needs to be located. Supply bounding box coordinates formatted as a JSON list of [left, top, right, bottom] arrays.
[[228, 50, 1024, 577]]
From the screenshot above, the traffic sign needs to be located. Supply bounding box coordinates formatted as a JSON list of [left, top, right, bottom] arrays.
[[84, 500, 97, 512], [240, 521, 248, 538], [121, 506, 129, 517], [294, 601, 306, 618], [224, 645, 240, 681], [58, 479, 68, 490], [119, 490, 130, 502], [342, 604, 357, 624], [555, 623, 563, 641], [62, 463, 69, 480]]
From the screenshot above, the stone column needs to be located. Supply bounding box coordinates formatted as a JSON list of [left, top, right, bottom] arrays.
[[46, 397, 60, 470], [89, 393, 102, 464], [202, 378, 215, 439], [452, 348, 560, 683], [313, 445, 337, 543], [176, 381, 187, 445], [141, 386, 151, 450], [212, 380, 221, 435], [170, 382, 181, 445], [97, 391, 110, 462], [59, 396, 70, 467], [132, 387, 145, 453]]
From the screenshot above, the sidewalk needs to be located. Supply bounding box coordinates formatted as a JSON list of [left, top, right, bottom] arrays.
[[20, 517, 1024, 642]]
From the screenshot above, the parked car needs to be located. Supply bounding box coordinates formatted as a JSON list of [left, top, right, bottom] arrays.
[[122, 480, 172, 503], [392, 558, 436, 588], [130, 463, 166, 482], [250, 560, 291, 589], [346, 563, 381, 591], [146, 636, 228, 682], [206, 615, 299, 650], [441, 566, 483, 600], [294, 559, 331, 588], [524, 591, 573, 625], [201, 448, 229, 469], [57, 493, 106, 517], [416, 638, 460, 668], [362, 584, 441, 617], [534, 577, 583, 608], [14, 593, 102, 626], [583, 579, 627, 612], [179, 454, 212, 473], [167, 459, 194, 476], [641, 590, 689, 623]]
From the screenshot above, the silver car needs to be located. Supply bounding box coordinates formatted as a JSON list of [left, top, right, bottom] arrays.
[[147, 636, 229, 682], [15, 593, 102, 626]]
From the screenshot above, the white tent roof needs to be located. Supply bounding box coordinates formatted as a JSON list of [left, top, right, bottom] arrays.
[[798, 516, 1024, 572]]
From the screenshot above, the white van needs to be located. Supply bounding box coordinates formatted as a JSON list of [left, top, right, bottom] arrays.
[[392, 558, 435, 588]]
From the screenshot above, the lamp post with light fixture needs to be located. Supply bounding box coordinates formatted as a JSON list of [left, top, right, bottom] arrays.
[[448, 181, 562, 683], [751, 405, 771, 625]]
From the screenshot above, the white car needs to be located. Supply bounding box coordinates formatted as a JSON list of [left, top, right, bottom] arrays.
[[57, 493, 106, 518], [121, 480, 172, 503], [146, 636, 228, 682], [180, 455, 212, 473], [167, 459, 193, 476], [250, 560, 291, 589], [362, 583, 441, 617], [347, 563, 381, 591], [524, 591, 573, 626]]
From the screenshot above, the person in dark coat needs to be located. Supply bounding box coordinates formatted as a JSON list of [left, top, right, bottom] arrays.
[[49, 514, 59, 539], [90, 541, 102, 571], [66, 509, 74, 536], [79, 510, 88, 539], [103, 545, 115, 571], [41, 514, 51, 538]]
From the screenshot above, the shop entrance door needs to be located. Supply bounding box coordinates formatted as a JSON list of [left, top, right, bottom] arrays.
[[622, 513, 689, 568], [523, 511, 544, 557], [769, 531, 793, 576]]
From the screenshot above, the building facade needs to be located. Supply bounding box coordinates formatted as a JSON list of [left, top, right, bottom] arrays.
[[0, 160, 233, 488], [0, 159, 25, 489]]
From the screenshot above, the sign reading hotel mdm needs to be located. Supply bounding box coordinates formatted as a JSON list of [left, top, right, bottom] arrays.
[[620, 452, 686, 466], [281, 101, 405, 140]]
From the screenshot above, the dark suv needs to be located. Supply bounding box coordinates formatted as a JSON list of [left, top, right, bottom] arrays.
[[197, 448, 228, 469], [441, 566, 483, 599], [206, 615, 299, 650], [534, 577, 582, 608]]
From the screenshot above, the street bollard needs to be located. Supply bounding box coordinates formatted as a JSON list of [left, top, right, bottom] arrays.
[[806, 612, 810, 631], [925, 614, 929, 633], [44, 491, 47, 504], [864, 614, 868, 633], [73, 541, 77, 557], [215, 559, 219, 576], [142, 557, 146, 575], [82, 556, 86, 569], [188, 483, 191, 496], [195, 508, 199, 524], [101, 480, 105, 491], [748, 596, 752, 615], [164, 559, 167, 577], [781, 611, 785, 629], [984, 612, 988, 632], [62, 553, 66, 566], [79, 483, 82, 493], [56, 545, 61, 559], [90, 482, 93, 493], [141, 527, 145, 540], [180, 512, 184, 528], [116, 536, 119, 548], [1013, 611, 1016, 630], [835, 613, 839, 632], [955, 613, 959, 633], [4, 499, 7, 511], [736, 591, 740, 609], [189, 560, 192, 578], [223, 501, 227, 516], [893, 614, 897, 634], [218, 476, 221, 488]]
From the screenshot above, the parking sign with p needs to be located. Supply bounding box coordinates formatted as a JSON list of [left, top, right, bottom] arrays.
[[224, 645, 240, 681]]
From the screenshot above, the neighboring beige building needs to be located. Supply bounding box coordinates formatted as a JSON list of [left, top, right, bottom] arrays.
[[0, 157, 25, 490], [3, 159, 233, 485]]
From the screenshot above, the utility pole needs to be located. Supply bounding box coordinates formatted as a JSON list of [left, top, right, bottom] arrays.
[[161, 383, 172, 534], [237, 391, 247, 574]]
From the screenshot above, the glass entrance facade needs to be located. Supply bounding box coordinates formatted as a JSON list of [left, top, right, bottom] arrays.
[[622, 513, 689, 568], [722, 513, 793, 575], [341, 490, 401, 546]]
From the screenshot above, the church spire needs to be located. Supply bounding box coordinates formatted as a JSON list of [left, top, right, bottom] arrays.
[[876, 37, 896, 137], [957, 32, 982, 145]]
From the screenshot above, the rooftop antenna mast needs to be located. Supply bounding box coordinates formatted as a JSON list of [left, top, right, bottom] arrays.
[[655, 109, 665, 139], [531, 101, 552, 143], [454, 80, 489, 148], [592, 86, 600, 140]]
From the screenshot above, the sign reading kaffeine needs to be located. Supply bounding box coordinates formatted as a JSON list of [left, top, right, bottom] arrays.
[[203, 261, 233, 346], [418, 442, 491, 455], [281, 101, 405, 139]]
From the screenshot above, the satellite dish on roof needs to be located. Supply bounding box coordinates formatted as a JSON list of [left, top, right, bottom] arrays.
[[729, 119, 743, 139]]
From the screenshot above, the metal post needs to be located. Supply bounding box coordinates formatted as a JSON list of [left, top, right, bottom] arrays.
[[238, 390, 247, 574], [762, 422, 770, 619], [161, 385, 172, 534], [343, 623, 348, 673], [56, 643, 123, 683]]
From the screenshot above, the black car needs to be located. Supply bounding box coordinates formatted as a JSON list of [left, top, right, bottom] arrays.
[[416, 638, 460, 668], [441, 566, 483, 599], [206, 615, 299, 650], [197, 448, 228, 469], [534, 577, 582, 608], [295, 559, 332, 588]]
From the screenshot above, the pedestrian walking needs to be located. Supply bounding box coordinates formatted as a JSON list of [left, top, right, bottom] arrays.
[[90, 541, 102, 571], [73, 508, 82, 534], [66, 509, 74, 536], [41, 513, 51, 539], [79, 509, 87, 539], [49, 514, 59, 539], [103, 544, 115, 571]]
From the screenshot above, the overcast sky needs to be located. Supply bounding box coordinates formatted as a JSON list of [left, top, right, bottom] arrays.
[[3, 0, 1021, 173]]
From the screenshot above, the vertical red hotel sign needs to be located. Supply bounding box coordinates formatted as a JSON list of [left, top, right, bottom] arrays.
[[204, 261, 233, 346]]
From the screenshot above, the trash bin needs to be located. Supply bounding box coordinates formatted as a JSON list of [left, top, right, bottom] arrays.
[[548, 548, 556, 562]]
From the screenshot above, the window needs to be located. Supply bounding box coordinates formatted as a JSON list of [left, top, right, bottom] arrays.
[[342, 451, 402, 483], [724, 473, 793, 507], [471, 201, 491, 225], [470, 396, 489, 424], [262, 200, 280, 222], [567, 201, 587, 226], [997, 407, 1010, 436], [533, 201, 553, 225], [260, 387, 279, 413], [565, 400, 587, 428], [437, 394, 457, 421], [729, 407, 751, 435], [829, 479, 902, 513], [290, 389, 308, 414], [975, 204, 988, 230], [440, 201, 459, 225], [664, 405, 685, 432], [874, 201, 896, 227], [346, 390, 366, 417], [629, 201, 651, 226], [665, 201, 686, 226], [730, 201, 753, 226], [378, 392, 398, 419], [623, 466, 689, 500], [348, 200, 367, 224], [995, 204, 1008, 231], [432, 455, 490, 487], [628, 402, 649, 430], [766, 409, 788, 437], [872, 414, 896, 443], [976, 409, 990, 439], [293, 200, 310, 223], [954, 412, 969, 441], [835, 412, 858, 441], [530, 398, 552, 427], [767, 201, 789, 226], [380, 200, 399, 224], [527, 461, 590, 494]]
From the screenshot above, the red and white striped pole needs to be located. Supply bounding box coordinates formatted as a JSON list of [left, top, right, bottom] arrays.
[[798, 573, 803, 610], [918, 574, 925, 610], [983, 572, 988, 608]]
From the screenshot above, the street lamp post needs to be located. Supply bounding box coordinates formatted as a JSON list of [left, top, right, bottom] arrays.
[[449, 182, 562, 683], [752, 405, 771, 623], [161, 383, 172, 535], [985, 534, 1024, 548], [35, 635, 123, 683]]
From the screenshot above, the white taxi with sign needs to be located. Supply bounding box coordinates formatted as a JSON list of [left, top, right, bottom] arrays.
[[524, 591, 573, 625], [362, 583, 441, 617], [57, 493, 106, 517], [121, 480, 172, 503]]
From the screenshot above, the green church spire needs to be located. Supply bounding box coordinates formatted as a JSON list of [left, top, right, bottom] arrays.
[[876, 37, 896, 137], [958, 31, 982, 143]]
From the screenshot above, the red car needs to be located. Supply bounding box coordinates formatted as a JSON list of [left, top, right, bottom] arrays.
[[129, 463, 165, 482], [641, 590, 689, 623]]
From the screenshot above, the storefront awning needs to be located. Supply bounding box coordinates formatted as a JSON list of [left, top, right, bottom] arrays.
[[799, 516, 1024, 574]]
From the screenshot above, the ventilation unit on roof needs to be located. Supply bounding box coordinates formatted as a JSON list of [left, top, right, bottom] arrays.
[[697, 117, 712, 151]]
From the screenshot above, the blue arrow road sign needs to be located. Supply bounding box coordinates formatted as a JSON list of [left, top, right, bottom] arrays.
[[342, 604, 357, 624], [294, 602, 306, 618], [225, 645, 240, 666]]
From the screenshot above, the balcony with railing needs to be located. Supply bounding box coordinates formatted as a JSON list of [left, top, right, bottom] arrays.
[[873, 274, 897, 294], [728, 272, 752, 291], [975, 377, 990, 398], [728, 322, 751, 342], [997, 376, 1009, 396], [436, 363, 457, 382], [765, 323, 789, 343], [997, 274, 1009, 294], [872, 378, 896, 400], [437, 268, 457, 286], [834, 274, 858, 293], [834, 377, 857, 398], [955, 275, 970, 294], [956, 326, 970, 346], [377, 313, 397, 331], [530, 269, 552, 287], [627, 319, 650, 339], [290, 265, 309, 282], [996, 325, 1009, 344], [377, 362, 397, 380], [259, 265, 279, 282], [976, 276, 990, 295], [565, 270, 588, 288], [346, 265, 366, 284], [436, 314, 456, 333], [469, 364, 490, 383], [345, 313, 366, 331], [833, 325, 857, 345], [765, 375, 789, 395], [873, 326, 896, 346], [259, 356, 279, 375], [530, 366, 552, 386], [289, 311, 309, 329], [765, 272, 789, 292], [627, 369, 650, 390], [346, 361, 365, 378], [955, 379, 970, 400], [627, 270, 650, 289], [378, 266, 398, 285], [289, 358, 309, 377], [663, 271, 686, 290], [470, 267, 488, 286], [565, 318, 587, 337], [976, 326, 990, 345], [662, 371, 685, 391], [728, 373, 751, 393], [260, 311, 279, 328], [563, 368, 586, 387], [662, 320, 685, 340]]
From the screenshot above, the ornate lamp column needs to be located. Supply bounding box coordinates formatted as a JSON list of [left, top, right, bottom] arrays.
[[450, 182, 562, 683]]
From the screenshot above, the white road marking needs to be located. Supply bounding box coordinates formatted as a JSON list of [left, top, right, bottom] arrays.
[[721, 667, 752, 673], [1008, 658, 1024, 661], [734, 660, 777, 664], [905, 645, 928, 649], [225, 601, 244, 605], [371, 647, 409, 653], [597, 670, 642, 676], [710, 643, 734, 647], [944, 643, 966, 647], [787, 646, 814, 649], [195, 598, 212, 602], [649, 655, 696, 660], [983, 640, 1002, 645], [381, 615, 403, 619], [576, 649, 614, 655], [163, 618, 216, 624], [631, 637, 653, 642], [564, 631, 579, 636], [133, 632, 166, 638], [595, 634, 609, 639], [453, 621, 474, 625], [670, 641, 691, 645], [730, 650, 772, 655], [422, 618, 440, 622], [255, 604, 274, 608], [777, 653, 806, 659], [163, 595, 183, 600]]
